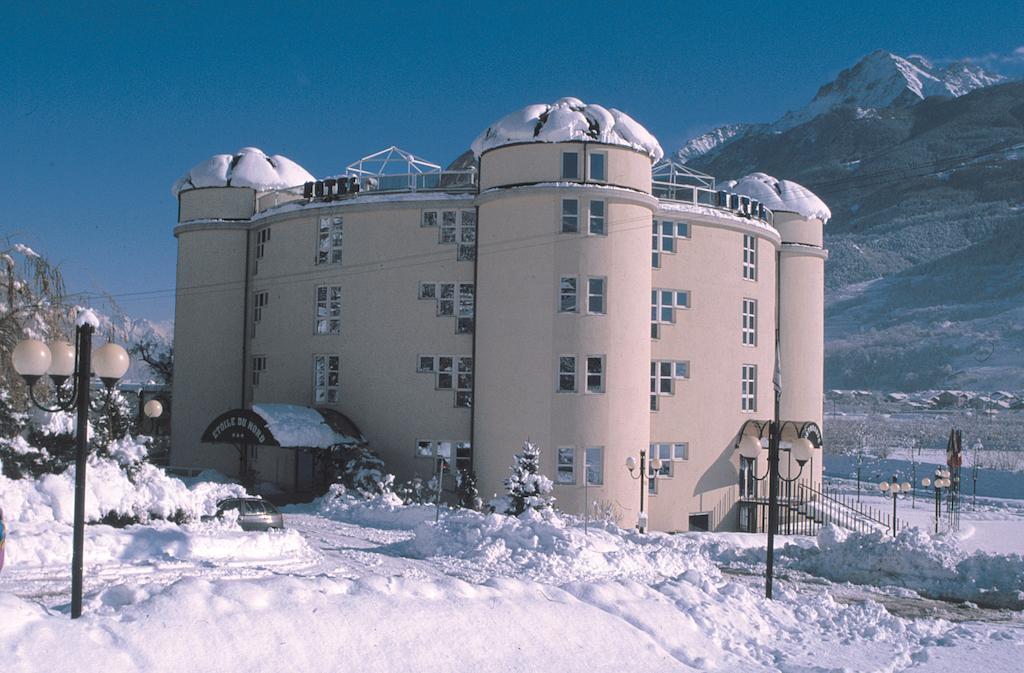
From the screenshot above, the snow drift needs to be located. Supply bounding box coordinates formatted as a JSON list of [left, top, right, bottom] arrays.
[[725, 172, 832, 223], [171, 147, 315, 196], [471, 97, 664, 162]]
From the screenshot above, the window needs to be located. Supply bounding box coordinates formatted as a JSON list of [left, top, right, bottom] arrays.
[[742, 299, 757, 346], [649, 442, 689, 478], [585, 447, 604, 485], [315, 285, 342, 334], [317, 216, 343, 265], [586, 355, 605, 393], [589, 200, 606, 235], [743, 234, 757, 280], [559, 276, 578, 313], [740, 456, 757, 498], [416, 439, 471, 475], [587, 277, 606, 314], [418, 281, 436, 301], [438, 283, 455, 316], [562, 151, 579, 179], [252, 291, 268, 337], [313, 355, 340, 404], [650, 289, 689, 339], [252, 355, 266, 386], [589, 152, 606, 181], [424, 209, 474, 258], [440, 211, 457, 243], [650, 360, 690, 410], [419, 281, 473, 333], [457, 283, 475, 334], [456, 357, 473, 408], [652, 220, 689, 268], [557, 447, 576, 484], [742, 364, 757, 411], [437, 356, 453, 389], [417, 355, 473, 407], [558, 356, 577, 392], [561, 199, 579, 233], [254, 228, 270, 273]]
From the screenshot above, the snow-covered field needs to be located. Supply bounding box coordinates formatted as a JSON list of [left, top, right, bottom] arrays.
[[3, 462, 1024, 672]]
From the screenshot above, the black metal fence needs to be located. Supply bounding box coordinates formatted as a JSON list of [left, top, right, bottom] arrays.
[[739, 482, 909, 536]]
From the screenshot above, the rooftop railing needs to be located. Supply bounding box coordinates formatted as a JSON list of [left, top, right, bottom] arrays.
[[653, 180, 774, 226], [254, 169, 771, 226]]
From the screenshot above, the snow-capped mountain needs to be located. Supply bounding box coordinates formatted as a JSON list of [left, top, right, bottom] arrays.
[[675, 123, 753, 163], [71, 306, 173, 383], [678, 51, 1006, 164], [775, 50, 1005, 130], [678, 51, 1024, 392]]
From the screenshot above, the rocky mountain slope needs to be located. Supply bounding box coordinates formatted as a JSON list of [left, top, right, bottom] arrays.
[[682, 51, 1024, 390]]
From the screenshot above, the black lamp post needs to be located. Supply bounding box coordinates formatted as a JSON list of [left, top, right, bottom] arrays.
[[12, 314, 159, 619], [878, 475, 911, 537], [921, 468, 952, 535], [737, 421, 814, 599], [625, 449, 662, 533]]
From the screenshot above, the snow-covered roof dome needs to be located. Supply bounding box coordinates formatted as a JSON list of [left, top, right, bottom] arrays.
[[471, 97, 664, 162], [724, 173, 831, 223], [172, 147, 315, 197]]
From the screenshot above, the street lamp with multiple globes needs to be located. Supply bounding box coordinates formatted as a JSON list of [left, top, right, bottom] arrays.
[[625, 449, 663, 533], [921, 468, 952, 535], [737, 424, 815, 599], [878, 475, 913, 537], [11, 312, 161, 619]]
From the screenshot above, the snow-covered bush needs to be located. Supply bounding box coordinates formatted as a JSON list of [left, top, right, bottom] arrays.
[[0, 438, 246, 527], [455, 468, 482, 510], [493, 441, 554, 516], [325, 445, 392, 496]]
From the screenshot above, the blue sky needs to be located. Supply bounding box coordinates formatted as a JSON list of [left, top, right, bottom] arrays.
[[3, 1, 1022, 323]]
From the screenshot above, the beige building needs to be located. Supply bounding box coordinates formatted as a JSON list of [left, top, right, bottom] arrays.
[[171, 99, 830, 532]]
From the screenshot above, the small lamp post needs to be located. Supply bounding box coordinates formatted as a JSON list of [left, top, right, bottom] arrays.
[[11, 313, 161, 619], [878, 476, 912, 537], [920, 468, 952, 535], [625, 449, 662, 533]]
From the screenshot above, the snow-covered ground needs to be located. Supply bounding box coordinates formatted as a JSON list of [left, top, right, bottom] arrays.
[[3, 463, 1024, 672]]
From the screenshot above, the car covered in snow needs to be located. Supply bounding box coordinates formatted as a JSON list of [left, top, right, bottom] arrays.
[[202, 497, 285, 531]]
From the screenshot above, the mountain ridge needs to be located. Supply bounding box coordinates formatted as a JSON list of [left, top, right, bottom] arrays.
[[677, 52, 1023, 391]]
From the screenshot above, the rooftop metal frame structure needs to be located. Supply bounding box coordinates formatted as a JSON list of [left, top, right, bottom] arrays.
[[346, 146, 442, 177], [651, 159, 716, 190]]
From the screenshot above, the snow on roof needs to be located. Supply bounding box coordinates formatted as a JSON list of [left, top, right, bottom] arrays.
[[172, 147, 315, 197], [251, 404, 360, 449], [471, 97, 664, 162], [724, 173, 831, 223]]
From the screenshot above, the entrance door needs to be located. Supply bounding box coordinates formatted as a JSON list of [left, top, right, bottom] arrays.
[[688, 513, 710, 532], [295, 450, 315, 492]]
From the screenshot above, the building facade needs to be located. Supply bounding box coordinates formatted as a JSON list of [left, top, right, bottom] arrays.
[[170, 99, 829, 532]]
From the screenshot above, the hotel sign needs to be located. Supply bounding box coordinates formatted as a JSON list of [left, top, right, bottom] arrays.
[[200, 409, 278, 446]]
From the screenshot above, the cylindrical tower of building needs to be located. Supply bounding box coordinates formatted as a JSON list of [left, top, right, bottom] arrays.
[[730, 174, 830, 493], [170, 148, 314, 475], [470, 99, 661, 521]]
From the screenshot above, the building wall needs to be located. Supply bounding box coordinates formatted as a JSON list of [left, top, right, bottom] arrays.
[[170, 222, 249, 474], [170, 143, 827, 532], [230, 196, 475, 486], [775, 212, 828, 492], [479, 142, 652, 193], [648, 212, 780, 531], [474, 142, 656, 523]]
